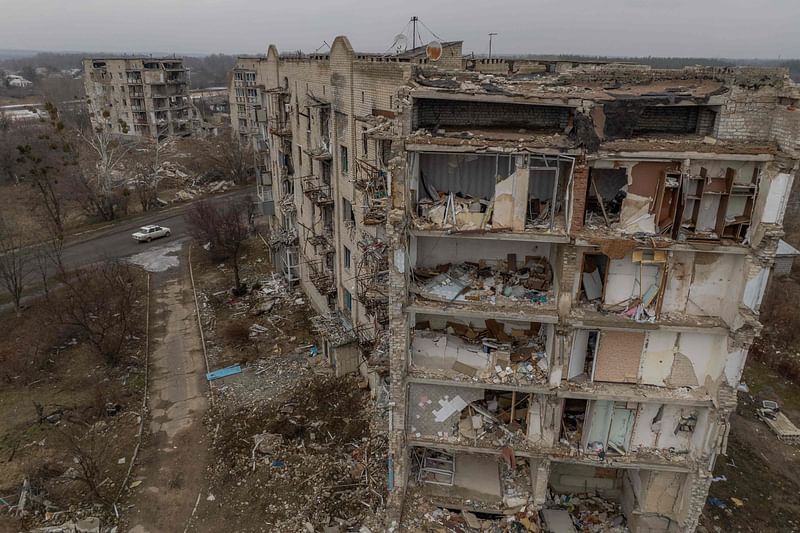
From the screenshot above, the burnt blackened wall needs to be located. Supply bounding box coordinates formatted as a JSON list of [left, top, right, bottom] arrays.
[[413, 98, 571, 132], [603, 99, 717, 138]]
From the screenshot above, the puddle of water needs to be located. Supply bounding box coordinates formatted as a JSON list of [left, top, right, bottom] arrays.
[[128, 240, 184, 272]]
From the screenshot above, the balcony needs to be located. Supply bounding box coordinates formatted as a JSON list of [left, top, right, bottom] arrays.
[[269, 119, 292, 137], [302, 175, 334, 206], [355, 324, 389, 369], [354, 159, 388, 225], [305, 259, 336, 296], [277, 193, 296, 214], [308, 231, 334, 254], [310, 312, 357, 349], [268, 226, 298, 248], [355, 234, 389, 326], [305, 143, 332, 161]]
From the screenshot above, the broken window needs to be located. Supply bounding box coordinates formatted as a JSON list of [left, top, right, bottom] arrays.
[[585, 401, 636, 455], [586, 168, 627, 226], [580, 253, 609, 303], [342, 197, 355, 224], [560, 399, 587, 448], [361, 127, 368, 156], [344, 246, 351, 271], [344, 289, 353, 315], [568, 330, 598, 381], [340, 145, 349, 175]]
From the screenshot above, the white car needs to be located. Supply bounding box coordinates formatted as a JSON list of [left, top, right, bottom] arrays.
[[132, 224, 171, 243]]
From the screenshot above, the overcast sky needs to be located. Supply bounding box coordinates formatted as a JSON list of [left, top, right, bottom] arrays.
[[1, 0, 798, 58]]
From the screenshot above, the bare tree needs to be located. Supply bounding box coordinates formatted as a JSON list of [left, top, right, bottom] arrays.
[[55, 260, 143, 364], [185, 197, 254, 292], [132, 128, 171, 211], [13, 104, 77, 240], [204, 131, 255, 185], [75, 103, 137, 221], [32, 226, 65, 297], [58, 426, 111, 503], [0, 219, 32, 315]]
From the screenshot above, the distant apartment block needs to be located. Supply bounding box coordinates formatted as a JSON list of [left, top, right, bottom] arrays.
[[83, 57, 194, 137]]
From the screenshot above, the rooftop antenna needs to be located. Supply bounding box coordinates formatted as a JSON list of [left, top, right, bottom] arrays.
[[488, 32, 498, 60], [392, 34, 409, 53], [411, 16, 419, 49]]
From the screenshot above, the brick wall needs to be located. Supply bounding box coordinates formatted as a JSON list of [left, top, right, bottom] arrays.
[[413, 98, 571, 131], [570, 159, 589, 232], [716, 85, 777, 142], [633, 106, 700, 135]]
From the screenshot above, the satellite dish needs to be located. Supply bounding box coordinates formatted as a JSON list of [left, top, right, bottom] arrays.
[[393, 34, 409, 53], [426, 40, 443, 61]]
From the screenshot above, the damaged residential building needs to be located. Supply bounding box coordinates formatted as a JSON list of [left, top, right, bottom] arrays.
[[83, 57, 196, 137], [230, 36, 800, 532]]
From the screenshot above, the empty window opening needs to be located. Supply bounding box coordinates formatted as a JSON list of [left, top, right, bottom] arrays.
[[586, 168, 627, 226], [560, 399, 587, 447], [340, 145, 349, 175], [343, 197, 355, 224], [585, 401, 636, 455], [568, 330, 599, 381], [580, 253, 609, 303]]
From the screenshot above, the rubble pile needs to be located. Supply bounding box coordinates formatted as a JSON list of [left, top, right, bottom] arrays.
[[411, 322, 549, 385], [173, 179, 236, 202], [199, 268, 312, 367], [205, 375, 389, 532], [413, 258, 553, 307], [402, 490, 541, 532], [417, 192, 492, 231], [548, 493, 629, 533]]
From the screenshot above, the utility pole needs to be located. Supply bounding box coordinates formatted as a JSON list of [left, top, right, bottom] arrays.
[[488, 32, 498, 60], [411, 16, 419, 49]]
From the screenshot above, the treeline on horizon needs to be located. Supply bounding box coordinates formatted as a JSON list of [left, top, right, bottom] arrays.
[[2, 51, 798, 85]]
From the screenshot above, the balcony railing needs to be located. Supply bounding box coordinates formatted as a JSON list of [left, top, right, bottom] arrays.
[[302, 175, 334, 206], [305, 259, 336, 296]]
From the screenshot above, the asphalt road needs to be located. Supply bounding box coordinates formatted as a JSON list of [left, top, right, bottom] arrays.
[[59, 188, 252, 272], [0, 188, 253, 308]]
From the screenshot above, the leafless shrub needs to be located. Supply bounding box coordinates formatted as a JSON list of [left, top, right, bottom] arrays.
[[53, 260, 143, 365], [0, 217, 33, 315], [185, 197, 254, 291], [57, 426, 112, 503]]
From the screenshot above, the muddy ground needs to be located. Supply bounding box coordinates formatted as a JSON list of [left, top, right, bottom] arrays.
[[0, 273, 147, 531]]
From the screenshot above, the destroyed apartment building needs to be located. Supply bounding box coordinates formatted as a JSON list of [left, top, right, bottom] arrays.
[[230, 36, 800, 532], [83, 57, 196, 137]]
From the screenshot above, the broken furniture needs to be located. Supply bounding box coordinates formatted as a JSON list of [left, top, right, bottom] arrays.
[[415, 448, 455, 486], [414, 258, 553, 307]]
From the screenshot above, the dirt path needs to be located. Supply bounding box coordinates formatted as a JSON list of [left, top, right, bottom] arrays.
[[126, 258, 210, 533]]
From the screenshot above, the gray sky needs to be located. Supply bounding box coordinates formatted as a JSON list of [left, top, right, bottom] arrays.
[[1, 0, 798, 58]]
